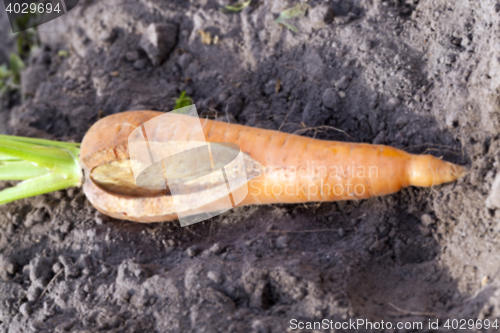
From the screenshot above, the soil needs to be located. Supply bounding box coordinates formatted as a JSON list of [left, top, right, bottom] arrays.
[[0, 0, 500, 332]]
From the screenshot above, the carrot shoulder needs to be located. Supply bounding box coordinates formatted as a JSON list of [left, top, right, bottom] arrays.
[[80, 111, 465, 222]]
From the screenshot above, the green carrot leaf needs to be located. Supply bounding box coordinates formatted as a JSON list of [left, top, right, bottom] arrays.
[[0, 151, 20, 161], [173, 91, 194, 113], [0, 135, 82, 205], [57, 50, 69, 58], [9, 53, 25, 84], [220, 0, 251, 13], [0, 172, 78, 205], [0, 135, 80, 158], [0, 65, 11, 80], [0, 137, 81, 180], [275, 4, 309, 33], [0, 160, 49, 180], [279, 21, 299, 33]]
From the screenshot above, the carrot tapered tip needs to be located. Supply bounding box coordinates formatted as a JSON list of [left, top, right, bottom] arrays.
[[408, 155, 466, 187], [452, 163, 467, 179]]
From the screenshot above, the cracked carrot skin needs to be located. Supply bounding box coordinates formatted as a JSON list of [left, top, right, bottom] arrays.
[[80, 111, 466, 222]]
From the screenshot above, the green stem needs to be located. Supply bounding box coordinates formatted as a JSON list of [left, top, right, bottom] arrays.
[[0, 135, 82, 205]]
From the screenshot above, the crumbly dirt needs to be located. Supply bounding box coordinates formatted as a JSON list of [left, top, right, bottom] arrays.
[[1, 0, 500, 332]]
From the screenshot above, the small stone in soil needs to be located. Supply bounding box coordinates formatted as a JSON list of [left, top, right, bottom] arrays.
[[310, 4, 335, 28], [359, 40, 373, 52], [0, 254, 15, 281], [322, 88, 340, 110], [139, 23, 178, 66], [208, 242, 223, 255], [59, 255, 80, 279], [443, 53, 457, 65], [25, 208, 46, 227], [421, 214, 436, 227], [207, 271, 222, 284], [52, 262, 63, 273], [99, 28, 118, 43], [20, 303, 32, 317], [186, 246, 201, 258], [335, 75, 350, 90], [26, 285, 42, 302], [29, 257, 52, 287]]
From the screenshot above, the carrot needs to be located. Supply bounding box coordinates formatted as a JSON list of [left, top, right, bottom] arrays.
[[79, 110, 466, 222]]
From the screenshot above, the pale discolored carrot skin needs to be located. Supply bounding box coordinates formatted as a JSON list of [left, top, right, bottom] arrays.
[[80, 111, 466, 222]]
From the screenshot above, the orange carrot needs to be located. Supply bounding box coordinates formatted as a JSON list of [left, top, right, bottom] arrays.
[[80, 111, 465, 222]]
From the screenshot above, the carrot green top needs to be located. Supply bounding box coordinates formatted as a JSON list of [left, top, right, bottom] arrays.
[[0, 135, 81, 205]]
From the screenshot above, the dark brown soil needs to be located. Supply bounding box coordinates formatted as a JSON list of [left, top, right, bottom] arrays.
[[0, 0, 499, 332]]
